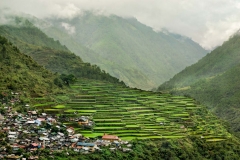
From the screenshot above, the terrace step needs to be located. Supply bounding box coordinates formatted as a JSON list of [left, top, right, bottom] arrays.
[[52, 78, 230, 140]]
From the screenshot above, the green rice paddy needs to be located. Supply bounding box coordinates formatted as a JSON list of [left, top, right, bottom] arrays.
[[53, 105, 66, 109], [36, 79, 231, 141]]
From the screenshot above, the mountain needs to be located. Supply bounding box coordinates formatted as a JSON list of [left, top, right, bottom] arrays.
[[158, 33, 240, 135], [0, 35, 64, 99], [0, 17, 123, 85], [2, 33, 240, 159], [40, 12, 207, 90], [1, 14, 240, 160]]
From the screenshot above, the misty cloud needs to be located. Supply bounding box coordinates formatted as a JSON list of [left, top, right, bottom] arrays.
[[1, 0, 240, 49], [53, 3, 81, 19], [0, 9, 18, 25], [61, 22, 76, 34]]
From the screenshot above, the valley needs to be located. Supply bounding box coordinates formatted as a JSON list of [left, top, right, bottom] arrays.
[[40, 13, 208, 90], [0, 7, 240, 159]]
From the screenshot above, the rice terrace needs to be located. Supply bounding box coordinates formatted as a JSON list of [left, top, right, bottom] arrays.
[[34, 79, 230, 142]]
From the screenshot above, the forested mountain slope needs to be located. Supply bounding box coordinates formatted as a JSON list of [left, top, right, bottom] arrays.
[[158, 33, 240, 135], [0, 36, 63, 98], [1, 16, 240, 160], [1, 35, 240, 159], [0, 18, 123, 85], [42, 12, 207, 90]]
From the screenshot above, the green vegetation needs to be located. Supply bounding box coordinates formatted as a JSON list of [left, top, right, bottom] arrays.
[[40, 12, 207, 90], [0, 35, 63, 98], [158, 34, 240, 136], [42, 137, 240, 160], [1, 13, 240, 160], [53, 105, 66, 109], [0, 18, 124, 85], [29, 78, 240, 159], [34, 79, 232, 142]]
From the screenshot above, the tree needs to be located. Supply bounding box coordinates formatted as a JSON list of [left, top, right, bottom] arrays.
[[51, 126, 59, 133]]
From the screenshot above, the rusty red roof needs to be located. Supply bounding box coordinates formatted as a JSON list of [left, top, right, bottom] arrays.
[[37, 118, 45, 121], [31, 143, 39, 147], [102, 135, 119, 140]]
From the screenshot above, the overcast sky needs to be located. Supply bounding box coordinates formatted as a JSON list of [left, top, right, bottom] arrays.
[[1, 0, 240, 50]]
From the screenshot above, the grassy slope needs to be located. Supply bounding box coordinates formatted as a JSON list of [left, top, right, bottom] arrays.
[[0, 36, 63, 98], [43, 13, 207, 89], [0, 19, 123, 85], [158, 34, 240, 134]]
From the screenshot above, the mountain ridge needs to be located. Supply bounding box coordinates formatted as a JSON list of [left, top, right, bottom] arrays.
[[40, 12, 207, 90], [0, 35, 64, 99], [0, 18, 124, 85]]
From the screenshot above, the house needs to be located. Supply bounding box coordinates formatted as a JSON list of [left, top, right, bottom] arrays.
[[8, 132, 18, 143], [76, 142, 97, 152], [8, 135, 17, 143], [73, 148, 80, 152], [63, 141, 71, 147], [8, 131, 18, 136], [3, 127, 10, 132], [41, 113, 47, 117], [102, 134, 120, 142], [39, 137, 50, 147], [23, 130, 30, 134], [39, 137, 50, 142], [122, 148, 132, 152], [28, 111, 37, 118], [69, 134, 82, 141], [0, 114, 4, 124], [35, 118, 46, 126], [11, 144, 20, 153], [18, 118, 27, 124], [28, 156, 39, 160], [29, 143, 40, 149], [66, 127, 75, 136], [46, 117, 56, 124], [58, 132, 64, 137], [37, 128, 47, 134], [13, 122, 21, 127], [78, 117, 89, 125], [70, 137, 78, 143], [6, 154, 21, 159], [72, 134, 82, 138], [0, 152, 7, 158], [127, 144, 132, 148], [26, 121, 37, 126], [19, 140, 29, 145]]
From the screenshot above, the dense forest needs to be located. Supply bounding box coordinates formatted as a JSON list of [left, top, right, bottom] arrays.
[[0, 35, 66, 99]]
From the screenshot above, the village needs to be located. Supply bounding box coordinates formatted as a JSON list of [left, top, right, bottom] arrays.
[[0, 93, 132, 160]]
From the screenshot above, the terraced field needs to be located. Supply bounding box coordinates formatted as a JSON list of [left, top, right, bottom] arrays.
[[36, 79, 231, 141]]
